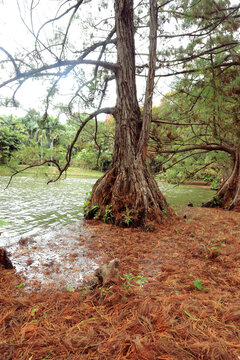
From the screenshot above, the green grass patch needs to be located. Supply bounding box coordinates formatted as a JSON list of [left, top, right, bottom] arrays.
[[0, 165, 103, 179]]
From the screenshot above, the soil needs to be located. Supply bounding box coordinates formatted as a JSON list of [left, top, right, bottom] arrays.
[[1, 207, 240, 360]]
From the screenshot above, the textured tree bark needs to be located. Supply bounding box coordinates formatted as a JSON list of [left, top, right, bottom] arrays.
[[202, 149, 240, 210], [85, 0, 174, 227]]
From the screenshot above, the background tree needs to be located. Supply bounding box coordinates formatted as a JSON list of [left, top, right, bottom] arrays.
[[149, 0, 240, 209], [0, 115, 26, 164], [152, 62, 240, 208], [72, 118, 114, 171], [21, 109, 40, 141]]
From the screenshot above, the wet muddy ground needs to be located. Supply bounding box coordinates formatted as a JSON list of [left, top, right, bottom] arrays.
[[1, 207, 240, 359], [6, 221, 100, 290], [6, 206, 240, 293]]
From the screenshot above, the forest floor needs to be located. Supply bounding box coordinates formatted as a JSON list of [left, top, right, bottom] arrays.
[[1, 207, 240, 360]]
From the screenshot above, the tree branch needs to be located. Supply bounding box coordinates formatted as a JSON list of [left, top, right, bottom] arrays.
[[152, 119, 206, 126], [160, 144, 234, 156], [5, 160, 62, 189], [0, 59, 118, 89], [0, 47, 20, 76], [48, 106, 116, 184]]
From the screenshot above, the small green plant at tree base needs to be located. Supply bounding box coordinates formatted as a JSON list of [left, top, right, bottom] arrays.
[[31, 308, 38, 320], [123, 273, 148, 290], [207, 195, 223, 208], [91, 204, 100, 219], [83, 190, 93, 211], [103, 205, 114, 223], [66, 284, 75, 293], [122, 206, 134, 227], [17, 282, 25, 288], [83, 200, 90, 211], [101, 285, 113, 295], [193, 280, 210, 293], [83, 197, 100, 219], [193, 279, 202, 291]]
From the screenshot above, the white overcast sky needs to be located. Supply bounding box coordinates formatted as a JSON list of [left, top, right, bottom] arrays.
[[0, 0, 78, 117], [0, 0, 174, 119], [2, 0, 238, 118]]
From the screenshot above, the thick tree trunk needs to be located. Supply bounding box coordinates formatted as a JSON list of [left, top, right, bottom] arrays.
[[203, 150, 240, 210], [85, 0, 174, 227]]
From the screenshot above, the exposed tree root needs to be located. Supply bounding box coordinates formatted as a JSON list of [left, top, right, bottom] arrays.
[[202, 151, 240, 211], [0, 248, 14, 269], [85, 163, 174, 227]]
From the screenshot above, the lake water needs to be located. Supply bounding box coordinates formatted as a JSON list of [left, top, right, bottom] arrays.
[[0, 176, 215, 247], [0, 176, 215, 288]]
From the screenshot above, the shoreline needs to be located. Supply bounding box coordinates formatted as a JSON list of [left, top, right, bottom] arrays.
[[0, 165, 213, 188]]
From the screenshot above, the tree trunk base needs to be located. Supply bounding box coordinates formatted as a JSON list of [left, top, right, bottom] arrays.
[[201, 195, 224, 209], [202, 151, 240, 211], [85, 163, 174, 227], [202, 176, 240, 211]]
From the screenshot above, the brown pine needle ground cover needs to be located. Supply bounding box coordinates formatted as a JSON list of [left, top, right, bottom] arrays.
[[1, 207, 240, 360]]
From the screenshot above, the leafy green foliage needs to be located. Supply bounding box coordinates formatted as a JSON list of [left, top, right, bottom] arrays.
[[122, 207, 134, 227], [66, 284, 75, 293], [17, 282, 25, 288], [70, 118, 114, 171], [123, 273, 148, 290], [149, 1, 240, 187], [193, 280, 202, 291], [0, 116, 26, 164], [103, 205, 114, 223], [0, 112, 114, 172]]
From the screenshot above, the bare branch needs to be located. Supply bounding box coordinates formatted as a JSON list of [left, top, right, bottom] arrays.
[[0, 47, 20, 76], [159, 150, 210, 173], [36, 0, 84, 43], [0, 58, 118, 89], [59, 0, 85, 59], [152, 119, 206, 126], [48, 106, 116, 184], [160, 144, 234, 156], [5, 160, 62, 189]]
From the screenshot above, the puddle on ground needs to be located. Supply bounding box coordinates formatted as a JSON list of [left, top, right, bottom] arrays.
[[6, 221, 100, 290]]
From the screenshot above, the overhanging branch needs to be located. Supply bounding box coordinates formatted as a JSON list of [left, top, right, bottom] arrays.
[[160, 144, 234, 155], [0, 59, 118, 89], [48, 106, 116, 184], [5, 107, 116, 188]]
